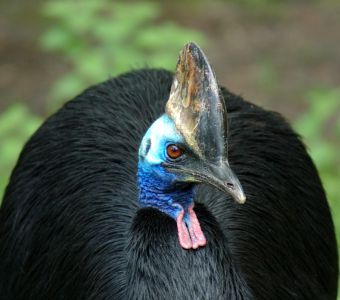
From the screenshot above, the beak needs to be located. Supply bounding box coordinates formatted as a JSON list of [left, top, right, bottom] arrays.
[[167, 159, 246, 204], [202, 162, 246, 204]]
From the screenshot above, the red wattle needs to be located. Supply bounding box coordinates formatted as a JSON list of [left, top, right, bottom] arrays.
[[176, 209, 192, 249], [188, 204, 207, 248], [176, 204, 206, 250]]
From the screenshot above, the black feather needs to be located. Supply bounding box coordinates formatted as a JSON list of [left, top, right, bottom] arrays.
[[0, 69, 337, 299]]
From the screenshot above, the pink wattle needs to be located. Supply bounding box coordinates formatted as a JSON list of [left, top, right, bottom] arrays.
[[176, 204, 206, 249]]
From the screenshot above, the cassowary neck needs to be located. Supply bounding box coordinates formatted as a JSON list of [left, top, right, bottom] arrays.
[[137, 163, 193, 219], [137, 162, 207, 249]]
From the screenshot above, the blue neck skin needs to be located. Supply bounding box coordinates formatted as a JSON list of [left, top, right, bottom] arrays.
[[137, 162, 194, 221]]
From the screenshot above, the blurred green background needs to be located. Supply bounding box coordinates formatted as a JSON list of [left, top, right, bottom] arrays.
[[0, 0, 339, 291]]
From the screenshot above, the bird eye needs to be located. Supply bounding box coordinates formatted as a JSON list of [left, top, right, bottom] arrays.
[[166, 144, 184, 160]]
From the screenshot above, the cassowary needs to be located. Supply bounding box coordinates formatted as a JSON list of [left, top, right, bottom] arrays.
[[0, 42, 337, 299]]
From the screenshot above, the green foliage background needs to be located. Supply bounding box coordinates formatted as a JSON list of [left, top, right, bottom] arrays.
[[0, 0, 339, 291], [40, 1, 205, 111]]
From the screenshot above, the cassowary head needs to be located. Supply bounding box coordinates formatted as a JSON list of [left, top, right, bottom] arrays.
[[138, 42, 245, 249]]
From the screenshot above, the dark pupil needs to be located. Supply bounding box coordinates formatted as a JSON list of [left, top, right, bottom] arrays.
[[171, 146, 178, 153]]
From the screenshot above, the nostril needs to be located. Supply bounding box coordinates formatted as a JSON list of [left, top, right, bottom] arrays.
[[227, 182, 235, 189]]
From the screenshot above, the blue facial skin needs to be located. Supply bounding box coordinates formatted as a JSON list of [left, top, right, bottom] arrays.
[[137, 114, 193, 221]]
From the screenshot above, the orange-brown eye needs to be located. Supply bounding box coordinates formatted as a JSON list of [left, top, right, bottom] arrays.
[[166, 144, 184, 160]]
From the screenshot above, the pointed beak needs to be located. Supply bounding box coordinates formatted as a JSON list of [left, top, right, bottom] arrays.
[[169, 160, 246, 204], [203, 162, 246, 204]]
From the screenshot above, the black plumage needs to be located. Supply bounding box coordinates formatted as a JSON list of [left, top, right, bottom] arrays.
[[0, 69, 337, 299]]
